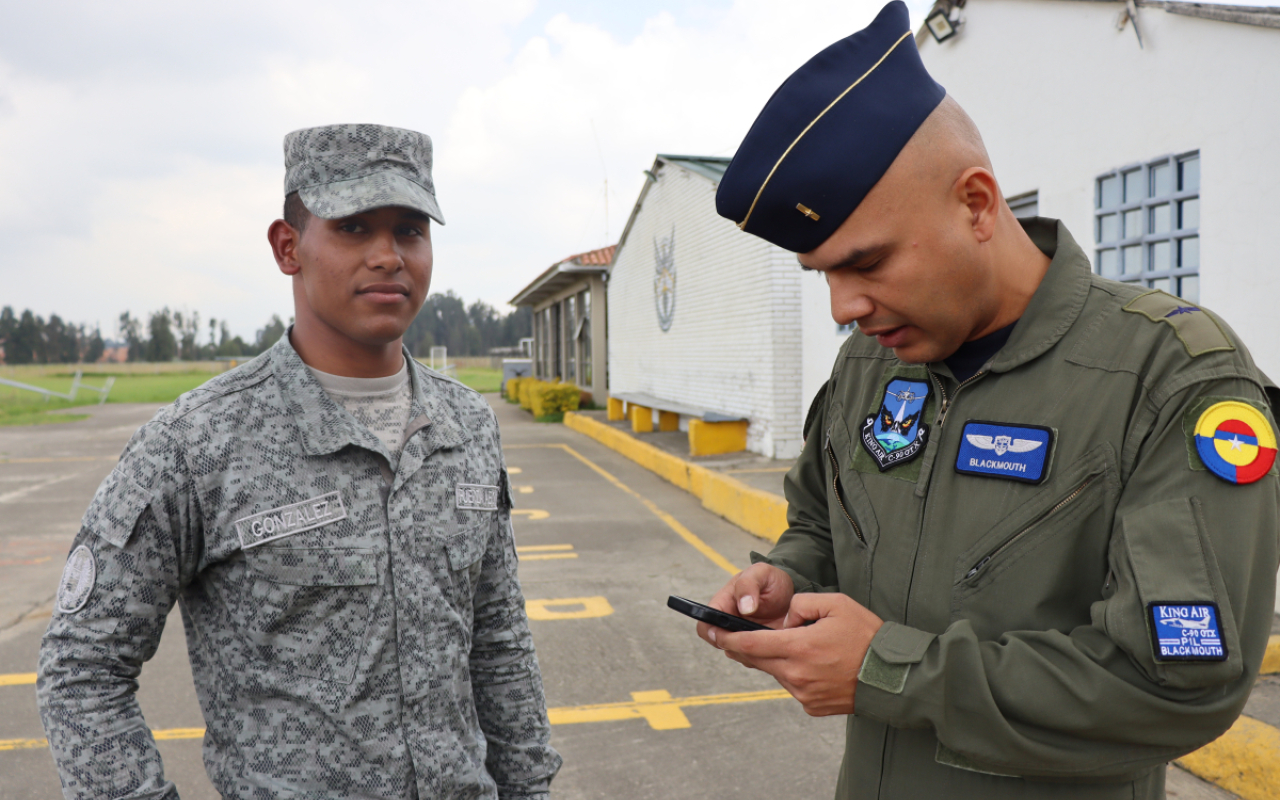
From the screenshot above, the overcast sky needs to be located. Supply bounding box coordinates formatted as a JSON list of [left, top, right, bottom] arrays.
[[0, 0, 1266, 341]]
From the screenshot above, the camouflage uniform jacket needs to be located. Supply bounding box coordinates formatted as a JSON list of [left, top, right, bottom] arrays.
[[37, 336, 561, 799]]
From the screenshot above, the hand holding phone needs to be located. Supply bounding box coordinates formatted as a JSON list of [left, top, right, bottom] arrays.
[[667, 595, 771, 632]]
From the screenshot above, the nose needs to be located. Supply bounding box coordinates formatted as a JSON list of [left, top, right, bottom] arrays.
[[367, 229, 404, 271], [827, 271, 873, 325]]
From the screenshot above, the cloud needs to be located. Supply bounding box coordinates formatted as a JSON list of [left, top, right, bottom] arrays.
[[0, 0, 948, 337]]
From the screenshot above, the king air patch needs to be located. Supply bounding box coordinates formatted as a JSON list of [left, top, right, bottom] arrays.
[[861, 379, 929, 471], [956, 421, 1053, 484], [1148, 602, 1227, 662]]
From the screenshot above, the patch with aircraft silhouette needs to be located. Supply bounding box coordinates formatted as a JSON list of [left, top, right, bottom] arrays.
[[1148, 602, 1226, 661], [955, 420, 1054, 484], [860, 378, 930, 471]]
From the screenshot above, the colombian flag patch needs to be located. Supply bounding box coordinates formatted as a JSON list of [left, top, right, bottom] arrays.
[[1193, 401, 1277, 485]]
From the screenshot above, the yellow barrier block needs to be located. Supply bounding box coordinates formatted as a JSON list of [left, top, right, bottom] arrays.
[[657, 411, 680, 432], [526, 596, 614, 620], [564, 413, 789, 543], [1176, 714, 1280, 800], [607, 397, 625, 421], [1261, 635, 1280, 675], [630, 404, 654, 433], [688, 419, 748, 457]]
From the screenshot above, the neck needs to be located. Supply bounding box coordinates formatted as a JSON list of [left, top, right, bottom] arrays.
[[970, 210, 1051, 340], [289, 313, 405, 378]]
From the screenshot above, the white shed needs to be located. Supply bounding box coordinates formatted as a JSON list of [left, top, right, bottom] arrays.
[[918, 0, 1280, 375], [606, 154, 851, 459]]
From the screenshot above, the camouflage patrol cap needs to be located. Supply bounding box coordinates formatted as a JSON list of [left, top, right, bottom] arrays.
[[283, 124, 445, 224]]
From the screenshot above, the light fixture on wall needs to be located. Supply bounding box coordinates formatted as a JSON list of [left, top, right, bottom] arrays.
[[925, 1, 966, 44]]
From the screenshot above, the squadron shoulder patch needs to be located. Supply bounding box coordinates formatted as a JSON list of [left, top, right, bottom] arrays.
[[860, 378, 930, 471], [1148, 602, 1227, 662], [1190, 400, 1277, 485], [1122, 291, 1234, 357], [56, 545, 96, 614], [955, 421, 1053, 484]]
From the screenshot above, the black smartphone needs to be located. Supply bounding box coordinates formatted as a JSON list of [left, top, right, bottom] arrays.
[[667, 595, 771, 632]]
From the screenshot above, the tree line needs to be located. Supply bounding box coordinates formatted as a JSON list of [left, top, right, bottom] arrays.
[[0, 294, 530, 364]]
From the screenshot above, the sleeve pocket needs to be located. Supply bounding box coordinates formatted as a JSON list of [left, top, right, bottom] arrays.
[[81, 467, 152, 548], [1111, 497, 1242, 688]]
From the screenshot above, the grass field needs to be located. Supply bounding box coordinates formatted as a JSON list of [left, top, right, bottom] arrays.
[[0, 363, 505, 426]]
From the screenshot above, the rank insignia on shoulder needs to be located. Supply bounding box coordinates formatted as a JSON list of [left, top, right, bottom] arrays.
[[1122, 290, 1234, 357], [955, 421, 1053, 483], [1148, 602, 1227, 662], [1192, 400, 1277, 485], [861, 378, 929, 471]]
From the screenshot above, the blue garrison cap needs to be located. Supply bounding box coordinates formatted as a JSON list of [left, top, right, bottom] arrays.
[[716, 1, 945, 253]]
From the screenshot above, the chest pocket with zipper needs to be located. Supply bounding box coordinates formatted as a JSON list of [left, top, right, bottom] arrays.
[[825, 419, 881, 606], [951, 444, 1120, 639]]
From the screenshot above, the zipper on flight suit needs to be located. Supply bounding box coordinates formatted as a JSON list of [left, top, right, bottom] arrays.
[[931, 369, 988, 430], [825, 438, 865, 545], [963, 475, 1098, 581]]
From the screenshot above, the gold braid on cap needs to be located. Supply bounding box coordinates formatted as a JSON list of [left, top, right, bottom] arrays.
[[738, 30, 914, 232]]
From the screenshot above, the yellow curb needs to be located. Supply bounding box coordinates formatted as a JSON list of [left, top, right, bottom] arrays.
[[1176, 714, 1280, 800], [1261, 635, 1280, 675], [565, 412, 788, 543]]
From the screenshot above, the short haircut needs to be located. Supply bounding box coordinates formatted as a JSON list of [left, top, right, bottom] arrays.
[[283, 192, 311, 232]]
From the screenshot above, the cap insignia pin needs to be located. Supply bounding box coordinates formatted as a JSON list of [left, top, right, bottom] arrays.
[[796, 203, 821, 221]]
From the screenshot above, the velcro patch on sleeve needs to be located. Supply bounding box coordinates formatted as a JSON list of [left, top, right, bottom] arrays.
[[56, 545, 97, 614], [1122, 290, 1234, 357], [1148, 602, 1227, 662]]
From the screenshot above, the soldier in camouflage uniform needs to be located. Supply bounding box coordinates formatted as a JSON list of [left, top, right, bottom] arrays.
[[37, 124, 561, 799]]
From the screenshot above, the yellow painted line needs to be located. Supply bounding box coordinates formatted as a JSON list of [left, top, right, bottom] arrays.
[[520, 553, 577, 561], [548, 687, 791, 730], [526, 596, 613, 620], [517, 544, 577, 562], [725, 467, 791, 474], [1177, 714, 1280, 800], [511, 509, 549, 521], [552, 443, 738, 575], [518, 544, 574, 552], [0, 673, 36, 687], [517, 485, 534, 494], [564, 413, 788, 544], [3, 687, 794, 751], [1261, 635, 1280, 675], [508, 467, 523, 474]]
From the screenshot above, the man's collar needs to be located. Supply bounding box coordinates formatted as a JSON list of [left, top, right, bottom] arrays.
[[269, 331, 469, 458], [984, 217, 1092, 374]]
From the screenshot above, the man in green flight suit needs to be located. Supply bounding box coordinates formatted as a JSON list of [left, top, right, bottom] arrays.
[[697, 3, 1279, 798]]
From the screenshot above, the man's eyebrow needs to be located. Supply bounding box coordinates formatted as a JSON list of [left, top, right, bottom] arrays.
[[797, 244, 886, 273]]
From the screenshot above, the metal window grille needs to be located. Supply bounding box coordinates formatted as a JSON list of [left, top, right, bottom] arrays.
[[1094, 152, 1200, 302]]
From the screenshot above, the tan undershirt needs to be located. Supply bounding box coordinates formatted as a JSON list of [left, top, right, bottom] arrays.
[[307, 358, 413, 466]]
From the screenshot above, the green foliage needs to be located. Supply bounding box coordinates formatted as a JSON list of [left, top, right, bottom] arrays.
[[507, 378, 579, 419], [404, 291, 531, 358], [454, 367, 502, 394], [0, 306, 102, 364]]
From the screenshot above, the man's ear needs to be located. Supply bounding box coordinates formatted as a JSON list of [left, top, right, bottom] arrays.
[[954, 167, 1000, 244], [268, 219, 302, 276]]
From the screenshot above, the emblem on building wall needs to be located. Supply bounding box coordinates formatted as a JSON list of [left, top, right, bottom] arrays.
[[653, 228, 676, 332]]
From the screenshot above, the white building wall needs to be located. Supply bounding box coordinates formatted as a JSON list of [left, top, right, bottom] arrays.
[[801, 270, 853, 417], [920, 0, 1280, 612], [919, 0, 1280, 377], [608, 161, 805, 458]]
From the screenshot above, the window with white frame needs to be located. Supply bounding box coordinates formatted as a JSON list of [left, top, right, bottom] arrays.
[[1094, 152, 1200, 302]]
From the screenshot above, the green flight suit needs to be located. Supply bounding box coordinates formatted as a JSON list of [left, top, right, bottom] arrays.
[[761, 218, 1279, 799]]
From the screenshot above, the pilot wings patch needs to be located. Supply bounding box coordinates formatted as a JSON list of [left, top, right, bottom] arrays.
[[955, 421, 1053, 483]]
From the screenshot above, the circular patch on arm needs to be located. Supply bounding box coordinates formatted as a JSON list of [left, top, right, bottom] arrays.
[[56, 545, 97, 614], [1194, 401, 1278, 484]]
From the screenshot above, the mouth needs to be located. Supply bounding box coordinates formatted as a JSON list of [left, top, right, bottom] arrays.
[[357, 283, 411, 304], [862, 325, 909, 349]]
